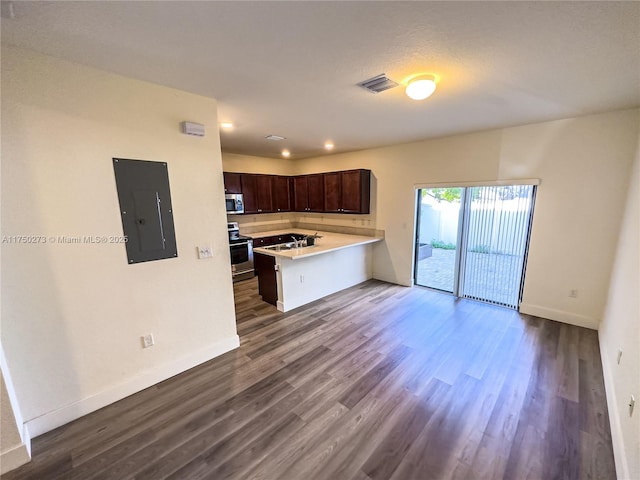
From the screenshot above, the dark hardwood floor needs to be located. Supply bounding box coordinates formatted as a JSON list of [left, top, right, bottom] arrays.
[[2, 278, 616, 479]]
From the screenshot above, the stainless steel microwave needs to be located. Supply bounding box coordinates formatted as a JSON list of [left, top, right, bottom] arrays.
[[225, 193, 244, 214]]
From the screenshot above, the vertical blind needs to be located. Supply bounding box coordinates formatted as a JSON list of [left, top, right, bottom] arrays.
[[460, 185, 536, 309]]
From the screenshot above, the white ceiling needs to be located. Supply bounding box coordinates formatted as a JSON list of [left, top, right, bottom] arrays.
[[2, 1, 639, 159]]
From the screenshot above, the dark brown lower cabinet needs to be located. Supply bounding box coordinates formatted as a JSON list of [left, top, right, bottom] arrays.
[[252, 233, 305, 248], [254, 253, 277, 306]]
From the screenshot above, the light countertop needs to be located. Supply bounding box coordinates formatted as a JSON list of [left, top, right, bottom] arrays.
[[249, 229, 383, 260]]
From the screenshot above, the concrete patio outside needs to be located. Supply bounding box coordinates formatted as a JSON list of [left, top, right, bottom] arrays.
[[415, 247, 525, 308]]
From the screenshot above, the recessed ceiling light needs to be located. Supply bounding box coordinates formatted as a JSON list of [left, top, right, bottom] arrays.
[[266, 134, 286, 141], [281, 150, 291, 158], [405, 74, 438, 101], [324, 142, 334, 150], [220, 122, 234, 129]]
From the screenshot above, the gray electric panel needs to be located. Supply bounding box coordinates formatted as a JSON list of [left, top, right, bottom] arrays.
[[113, 158, 178, 264]]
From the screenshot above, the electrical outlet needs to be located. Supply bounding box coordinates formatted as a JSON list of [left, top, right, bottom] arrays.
[[617, 349, 623, 364], [629, 395, 635, 417], [197, 245, 213, 259], [141, 334, 155, 348], [569, 289, 578, 298]]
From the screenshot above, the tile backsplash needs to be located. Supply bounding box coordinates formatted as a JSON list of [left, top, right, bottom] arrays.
[[228, 212, 382, 237], [227, 212, 296, 234]]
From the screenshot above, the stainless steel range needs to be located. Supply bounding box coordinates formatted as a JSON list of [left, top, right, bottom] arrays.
[[228, 222, 254, 282]]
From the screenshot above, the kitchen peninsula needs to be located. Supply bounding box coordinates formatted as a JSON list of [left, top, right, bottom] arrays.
[[251, 229, 382, 312]]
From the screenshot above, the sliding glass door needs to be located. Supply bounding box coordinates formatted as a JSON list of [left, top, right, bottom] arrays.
[[414, 188, 464, 293], [414, 184, 536, 309]]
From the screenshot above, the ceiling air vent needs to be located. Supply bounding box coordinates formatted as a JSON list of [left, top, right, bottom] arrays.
[[357, 74, 398, 94]]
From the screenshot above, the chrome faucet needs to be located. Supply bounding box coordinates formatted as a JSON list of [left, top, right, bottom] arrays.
[[291, 236, 301, 248]]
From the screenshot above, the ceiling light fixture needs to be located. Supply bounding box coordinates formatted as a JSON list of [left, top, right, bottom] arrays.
[[281, 150, 291, 158], [324, 142, 334, 151], [405, 74, 438, 101], [220, 122, 234, 129]]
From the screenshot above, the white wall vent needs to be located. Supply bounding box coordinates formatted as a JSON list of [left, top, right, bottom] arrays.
[[181, 122, 205, 136], [357, 74, 398, 94]]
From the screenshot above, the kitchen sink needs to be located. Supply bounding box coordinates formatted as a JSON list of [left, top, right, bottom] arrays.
[[264, 242, 311, 251], [264, 243, 296, 251]]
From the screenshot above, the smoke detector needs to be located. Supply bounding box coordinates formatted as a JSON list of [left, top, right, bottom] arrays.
[[265, 134, 286, 141], [357, 74, 399, 94]]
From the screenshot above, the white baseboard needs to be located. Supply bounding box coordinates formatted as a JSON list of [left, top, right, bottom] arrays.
[[372, 271, 411, 287], [278, 274, 371, 312], [25, 335, 240, 438], [0, 442, 31, 475], [519, 303, 599, 330], [599, 335, 630, 479], [1, 344, 32, 474]]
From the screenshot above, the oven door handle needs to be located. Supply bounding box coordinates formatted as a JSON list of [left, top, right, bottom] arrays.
[[230, 241, 251, 247]]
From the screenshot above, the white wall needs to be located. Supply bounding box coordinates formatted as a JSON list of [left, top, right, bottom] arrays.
[[500, 113, 638, 328], [223, 152, 296, 175], [1, 47, 238, 439], [598, 131, 640, 480], [296, 109, 639, 329]]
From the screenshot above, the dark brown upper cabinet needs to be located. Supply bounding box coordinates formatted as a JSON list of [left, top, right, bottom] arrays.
[[293, 174, 324, 212], [323, 172, 341, 213], [323, 169, 371, 214], [272, 176, 292, 212], [240, 174, 258, 213], [241, 174, 274, 213], [255, 174, 274, 213], [225, 169, 370, 215], [223, 172, 242, 194], [307, 174, 324, 212], [293, 176, 308, 212]]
